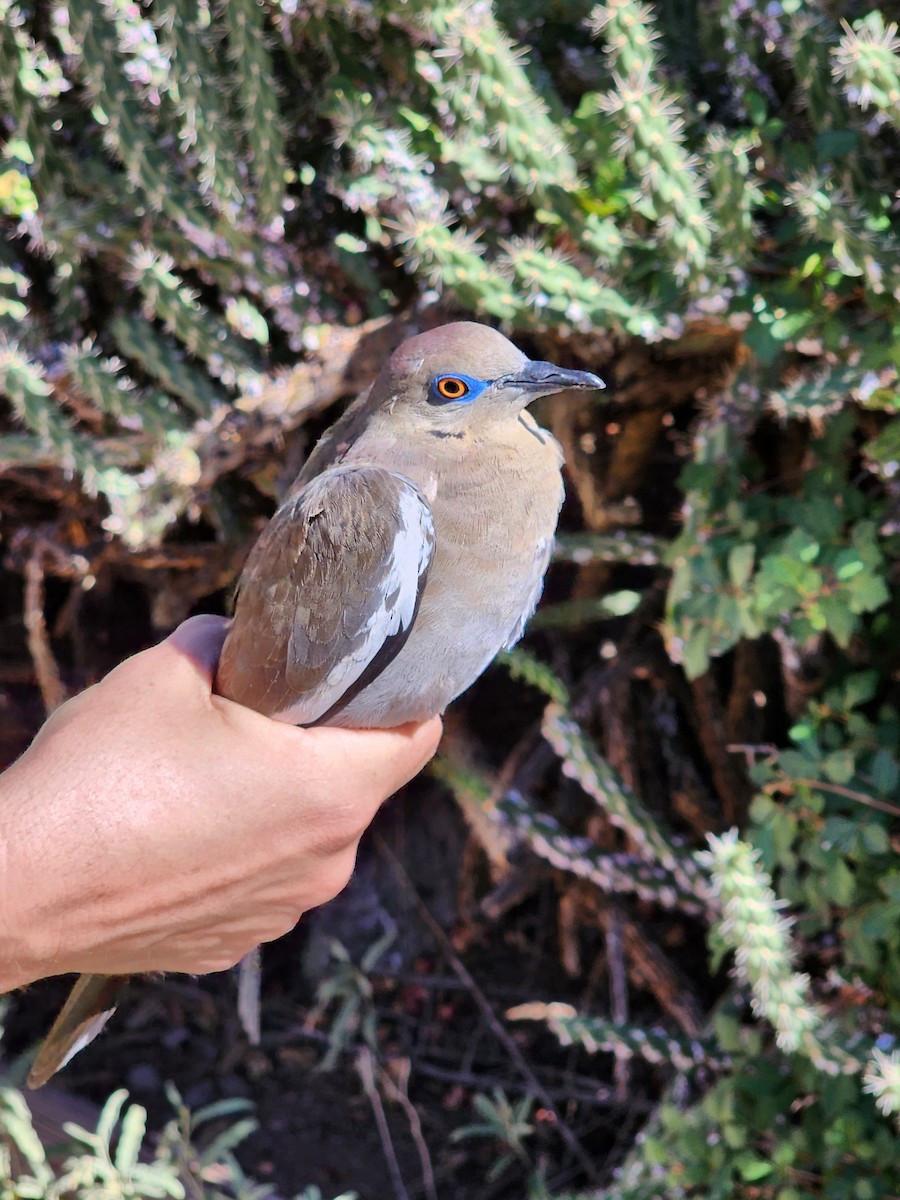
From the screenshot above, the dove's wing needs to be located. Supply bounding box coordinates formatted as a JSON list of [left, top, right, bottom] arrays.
[[217, 464, 435, 725]]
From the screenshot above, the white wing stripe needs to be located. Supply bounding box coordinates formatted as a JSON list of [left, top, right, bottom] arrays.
[[390, 483, 435, 632], [274, 475, 434, 724]]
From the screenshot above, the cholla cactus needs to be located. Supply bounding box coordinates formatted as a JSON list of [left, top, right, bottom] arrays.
[[393, 214, 522, 321], [498, 237, 656, 335], [62, 341, 181, 438], [0, 338, 133, 502], [498, 789, 710, 916], [833, 12, 900, 129], [0, 2, 65, 187], [588, 0, 712, 280], [73, 2, 197, 219], [863, 1047, 900, 1127], [787, 171, 900, 297], [107, 314, 222, 417], [96, 0, 172, 96], [788, 13, 849, 133], [542, 704, 711, 902], [416, 0, 580, 201], [703, 831, 861, 1076], [508, 1002, 726, 1071], [223, 0, 287, 224], [152, 0, 244, 210], [131, 248, 261, 394], [500, 647, 571, 705], [703, 130, 760, 278]]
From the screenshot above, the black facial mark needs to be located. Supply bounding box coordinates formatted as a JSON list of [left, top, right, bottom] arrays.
[[518, 412, 547, 443]]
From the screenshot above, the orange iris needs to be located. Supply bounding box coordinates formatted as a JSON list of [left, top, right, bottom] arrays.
[[436, 376, 469, 400]]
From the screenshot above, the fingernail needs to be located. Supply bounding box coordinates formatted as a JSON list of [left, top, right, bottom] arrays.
[[167, 615, 231, 678]]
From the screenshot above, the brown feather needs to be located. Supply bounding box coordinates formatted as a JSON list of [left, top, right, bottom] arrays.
[[27, 975, 128, 1089], [217, 465, 434, 723]]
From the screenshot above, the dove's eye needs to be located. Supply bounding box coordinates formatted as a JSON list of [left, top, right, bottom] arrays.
[[436, 376, 468, 399], [430, 374, 489, 404]]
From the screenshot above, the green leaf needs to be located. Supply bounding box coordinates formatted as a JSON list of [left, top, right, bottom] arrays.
[[745, 90, 769, 125], [847, 571, 889, 614], [0, 168, 38, 217], [115, 1102, 147, 1176], [601, 589, 642, 617], [822, 750, 856, 785], [722, 1121, 747, 1149], [843, 671, 878, 709], [870, 749, 899, 796], [861, 822, 890, 854], [224, 297, 269, 345], [198, 1116, 258, 1164], [818, 594, 856, 646], [822, 816, 859, 851], [864, 418, 900, 478], [859, 901, 899, 941], [878, 872, 900, 902], [835, 556, 864, 581], [815, 129, 859, 162], [737, 1156, 774, 1181], [826, 858, 856, 907], [95, 1088, 129, 1150], [190, 1097, 254, 1126], [713, 1013, 743, 1053], [728, 543, 755, 588], [4, 138, 34, 164], [682, 623, 713, 679]]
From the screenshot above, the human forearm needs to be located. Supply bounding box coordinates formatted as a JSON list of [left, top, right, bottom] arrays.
[[0, 617, 441, 990], [0, 757, 57, 991]]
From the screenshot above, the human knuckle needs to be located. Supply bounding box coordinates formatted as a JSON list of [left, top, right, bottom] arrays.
[[312, 824, 361, 860], [198, 950, 244, 974], [332, 801, 376, 846], [262, 909, 299, 942], [319, 854, 357, 901]]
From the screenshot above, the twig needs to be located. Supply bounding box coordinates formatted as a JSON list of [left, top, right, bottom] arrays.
[[796, 779, 900, 819], [598, 905, 705, 1036], [375, 835, 602, 1186], [409, 1060, 643, 1110], [356, 1046, 411, 1200], [270, 1021, 648, 1110], [379, 1058, 439, 1200], [23, 550, 66, 715], [762, 776, 900, 819], [689, 671, 752, 826], [606, 909, 630, 1103]]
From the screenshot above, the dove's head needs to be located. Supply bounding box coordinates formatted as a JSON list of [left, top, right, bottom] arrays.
[[369, 322, 605, 432]]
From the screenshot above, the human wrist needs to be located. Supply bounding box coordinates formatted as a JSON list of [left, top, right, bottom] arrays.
[[0, 759, 55, 991], [0, 748, 87, 993]]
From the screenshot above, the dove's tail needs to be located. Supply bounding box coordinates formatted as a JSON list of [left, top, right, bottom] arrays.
[[27, 973, 128, 1089]]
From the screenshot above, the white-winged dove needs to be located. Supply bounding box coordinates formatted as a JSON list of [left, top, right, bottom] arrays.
[[27, 321, 603, 1087], [216, 321, 604, 724]]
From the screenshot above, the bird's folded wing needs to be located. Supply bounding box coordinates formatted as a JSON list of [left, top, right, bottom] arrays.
[[217, 464, 435, 725]]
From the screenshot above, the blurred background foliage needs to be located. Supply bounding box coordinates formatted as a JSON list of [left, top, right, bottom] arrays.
[[2, 0, 900, 1196]]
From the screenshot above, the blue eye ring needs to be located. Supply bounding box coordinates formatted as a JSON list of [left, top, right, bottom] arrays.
[[430, 372, 489, 404]]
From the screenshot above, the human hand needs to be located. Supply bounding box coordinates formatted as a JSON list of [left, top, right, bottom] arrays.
[[0, 615, 442, 992]]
